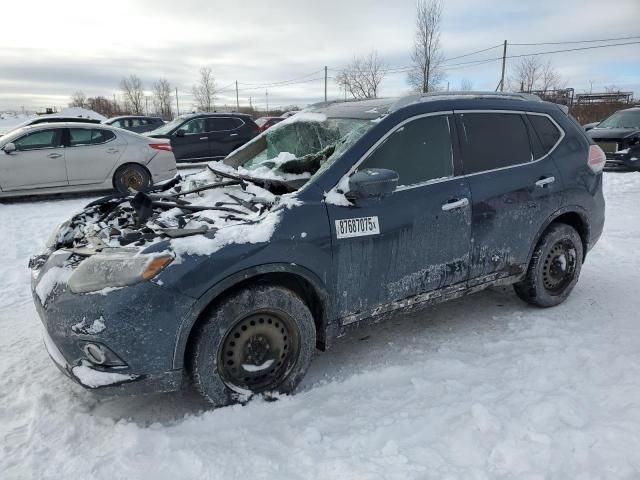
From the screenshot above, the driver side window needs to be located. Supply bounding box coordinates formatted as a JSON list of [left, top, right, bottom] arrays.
[[359, 115, 454, 187], [14, 129, 60, 151], [180, 118, 206, 135]]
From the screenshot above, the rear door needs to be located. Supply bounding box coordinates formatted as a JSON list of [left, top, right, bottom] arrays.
[[207, 117, 246, 158], [171, 117, 210, 161], [0, 128, 67, 191], [64, 127, 126, 184], [456, 110, 564, 283], [327, 113, 472, 323]]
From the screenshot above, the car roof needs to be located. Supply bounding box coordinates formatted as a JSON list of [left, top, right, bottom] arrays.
[[179, 112, 253, 120], [106, 115, 162, 121], [19, 122, 117, 131]]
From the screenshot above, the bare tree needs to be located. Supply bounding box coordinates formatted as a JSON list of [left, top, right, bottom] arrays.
[[120, 74, 144, 114], [152, 78, 173, 119], [336, 50, 386, 100], [408, 0, 445, 93], [460, 78, 473, 91], [69, 91, 87, 108], [86, 96, 121, 118], [509, 57, 563, 93], [192, 67, 217, 111]]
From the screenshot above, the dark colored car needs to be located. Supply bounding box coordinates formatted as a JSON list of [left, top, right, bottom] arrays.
[[1, 116, 101, 136], [586, 107, 640, 170], [30, 93, 605, 406], [255, 116, 284, 132], [145, 113, 259, 163], [103, 116, 164, 134]]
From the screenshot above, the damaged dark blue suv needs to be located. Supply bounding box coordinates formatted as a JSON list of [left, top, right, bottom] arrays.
[[30, 92, 606, 406]]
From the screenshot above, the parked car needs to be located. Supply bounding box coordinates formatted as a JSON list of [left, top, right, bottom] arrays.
[[254, 116, 284, 132], [0, 123, 176, 197], [145, 113, 259, 163], [1, 116, 101, 137], [586, 107, 640, 170], [31, 93, 605, 406], [103, 116, 165, 134]]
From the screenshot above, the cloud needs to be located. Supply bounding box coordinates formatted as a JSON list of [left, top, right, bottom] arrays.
[[0, 0, 638, 110]]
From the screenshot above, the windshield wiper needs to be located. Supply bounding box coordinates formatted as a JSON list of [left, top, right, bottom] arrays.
[[208, 165, 296, 194]]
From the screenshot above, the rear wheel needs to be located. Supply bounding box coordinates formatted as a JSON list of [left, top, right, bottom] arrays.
[[190, 285, 316, 407], [514, 223, 583, 307], [113, 164, 151, 193]]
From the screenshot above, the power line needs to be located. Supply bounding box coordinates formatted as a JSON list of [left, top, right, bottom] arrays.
[[510, 35, 640, 46]]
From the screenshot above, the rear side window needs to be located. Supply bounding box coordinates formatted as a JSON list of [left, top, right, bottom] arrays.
[[528, 114, 562, 154], [90, 129, 115, 144], [208, 117, 243, 132], [359, 115, 454, 187], [459, 113, 532, 174], [69, 128, 93, 146]]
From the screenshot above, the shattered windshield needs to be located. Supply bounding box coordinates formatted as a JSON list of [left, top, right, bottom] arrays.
[[224, 113, 374, 188], [597, 111, 640, 129]]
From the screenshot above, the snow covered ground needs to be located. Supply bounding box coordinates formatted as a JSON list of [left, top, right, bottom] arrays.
[[1, 172, 640, 479]]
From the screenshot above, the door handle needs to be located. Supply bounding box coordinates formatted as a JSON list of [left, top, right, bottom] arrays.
[[47, 153, 62, 159], [199, 137, 209, 140], [442, 198, 469, 211], [106, 148, 119, 153], [535, 176, 555, 188], [230, 133, 239, 137]]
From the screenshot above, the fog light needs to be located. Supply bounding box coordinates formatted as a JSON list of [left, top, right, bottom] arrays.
[[83, 343, 106, 365], [80, 342, 127, 367]]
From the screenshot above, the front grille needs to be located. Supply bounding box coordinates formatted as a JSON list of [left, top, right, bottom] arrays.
[[594, 140, 619, 157]]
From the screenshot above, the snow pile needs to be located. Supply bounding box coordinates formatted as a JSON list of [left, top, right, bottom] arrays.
[[72, 362, 137, 388], [1, 172, 640, 478], [55, 107, 106, 121]]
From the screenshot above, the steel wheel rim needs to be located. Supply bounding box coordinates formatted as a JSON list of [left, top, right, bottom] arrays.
[[542, 240, 577, 294], [218, 310, 300, 393], [123, 169, 144, 190]]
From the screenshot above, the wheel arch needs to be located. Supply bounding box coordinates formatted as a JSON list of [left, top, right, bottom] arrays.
[[174, 264, 334, 370], [528, 206, 591, 266]]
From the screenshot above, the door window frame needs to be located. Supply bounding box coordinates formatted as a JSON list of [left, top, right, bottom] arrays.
[[335, 111, 464, 192], [13, 128, 63, 151], [455, 110, 566, 177], [66, 127, 117, 147]]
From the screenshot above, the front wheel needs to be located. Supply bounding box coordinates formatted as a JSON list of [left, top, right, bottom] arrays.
[[189, 285, 316, 407], [113, 164, 151, 193], [514, 223, 584, 307]]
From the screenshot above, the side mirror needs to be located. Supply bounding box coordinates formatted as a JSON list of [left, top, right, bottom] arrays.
[[348, 168, 399, 199], [175, 129, 186, 137], [2, 142, 16, 154]]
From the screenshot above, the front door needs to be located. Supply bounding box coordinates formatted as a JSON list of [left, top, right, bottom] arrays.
[[327, 113, 472, 323], [171, 117, 211, 161], [0, 128, 67, 191], [456, 111, 564, 283], [64, 127, 126, 185]]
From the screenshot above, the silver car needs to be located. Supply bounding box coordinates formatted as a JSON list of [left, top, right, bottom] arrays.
[[0, 122, 176, 198]]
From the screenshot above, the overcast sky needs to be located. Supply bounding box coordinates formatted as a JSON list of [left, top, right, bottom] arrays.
[[1, 0, 638, 111]]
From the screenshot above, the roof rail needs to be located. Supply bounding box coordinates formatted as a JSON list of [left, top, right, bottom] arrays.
[[390, 91, 543, 112]]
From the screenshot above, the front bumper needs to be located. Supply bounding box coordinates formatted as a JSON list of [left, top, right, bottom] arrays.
[[32, 252, 197, 396]]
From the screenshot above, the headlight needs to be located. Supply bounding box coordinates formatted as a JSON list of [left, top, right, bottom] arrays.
[[68, 252, 173, 293], [46, 220, 70, 249]]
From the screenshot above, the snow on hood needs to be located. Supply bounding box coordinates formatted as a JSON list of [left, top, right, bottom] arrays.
[[47, 163, 302, 259]]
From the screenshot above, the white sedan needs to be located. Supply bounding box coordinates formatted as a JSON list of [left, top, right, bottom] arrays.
[[0, 122, 176, 197]]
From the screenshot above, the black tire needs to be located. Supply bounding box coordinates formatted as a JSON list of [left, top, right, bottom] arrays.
[[190, 285, 316, 407], [514, 223, 584, 307], [113, 164, 151, 193]]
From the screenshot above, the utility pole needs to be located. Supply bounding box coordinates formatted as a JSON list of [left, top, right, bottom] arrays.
[[175, 87, 180, 116], [324, 66, 328, 102], [447, 81, 449, 92], [499, 40, 507, 92], [235, 80, 240, 111], [145, 96, 149, 115], [249, 96, 253, 112], [266, 89, 269, 115]]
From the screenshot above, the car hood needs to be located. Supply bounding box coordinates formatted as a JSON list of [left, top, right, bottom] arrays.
[[45, 163, 302, 260], [587, 128, 640, 140]]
